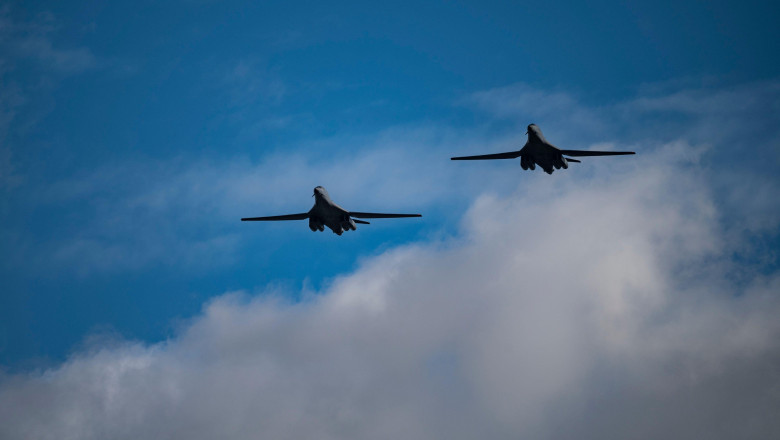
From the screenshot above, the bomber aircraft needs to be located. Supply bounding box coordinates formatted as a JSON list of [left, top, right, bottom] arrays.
[[241, 186, 422, 235], [451, 124, 635, 174]]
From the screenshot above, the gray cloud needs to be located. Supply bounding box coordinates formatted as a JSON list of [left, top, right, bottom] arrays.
[[1, 141, 779, 439]]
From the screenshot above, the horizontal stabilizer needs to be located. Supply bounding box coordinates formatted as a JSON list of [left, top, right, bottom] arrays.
[[349, 212, 422, 219], [451, 151, 522, 160], [560, 150, 635, 157], [352, 219, 370, 225], [241, 213, 309, 221]]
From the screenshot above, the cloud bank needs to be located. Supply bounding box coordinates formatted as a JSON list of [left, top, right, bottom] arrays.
[[2, 140, 779, 439]]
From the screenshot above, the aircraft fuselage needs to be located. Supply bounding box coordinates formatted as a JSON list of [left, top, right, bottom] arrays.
[[308, 187, 355, 235], [518, 128, 569, 174]]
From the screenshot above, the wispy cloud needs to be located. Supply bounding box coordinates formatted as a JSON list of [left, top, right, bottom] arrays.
[[12, 35, 96, 73], [466, 83, 606, 137], [0, 8, 100, 192], [0, 8, 98, 74], [28, 132, 480, 274], [464, 79, 780, 154], [1, 142, 778, 439], [220, 58, 286, 107], [17, 79, 778, 275], [0, 81, 25, 191]]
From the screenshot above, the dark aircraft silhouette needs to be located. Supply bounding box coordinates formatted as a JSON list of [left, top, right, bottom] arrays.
[[451, 124, 635, 174], [241, 186, 421, 235]]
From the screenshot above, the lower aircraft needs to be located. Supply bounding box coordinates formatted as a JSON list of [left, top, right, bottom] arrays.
[[241, 186, 422, 235], [451, 123, 635, 174]]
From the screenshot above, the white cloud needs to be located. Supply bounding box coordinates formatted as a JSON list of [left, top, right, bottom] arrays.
[[1, 143, 779, 439]]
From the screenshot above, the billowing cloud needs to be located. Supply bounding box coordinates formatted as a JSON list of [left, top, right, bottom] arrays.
[[1, 141, 778, 439]]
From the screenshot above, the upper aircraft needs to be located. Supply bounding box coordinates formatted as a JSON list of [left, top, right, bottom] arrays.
[[241, 186, 422, 235], [451, 124, 635, 174]]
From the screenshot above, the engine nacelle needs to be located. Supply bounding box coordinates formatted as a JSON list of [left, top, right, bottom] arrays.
[[309, 218, 324, 232], [340, 217, 357, 231], [520, 156, 529, 170], [560, 156, 568, 169], [337, 215, 357, 232]]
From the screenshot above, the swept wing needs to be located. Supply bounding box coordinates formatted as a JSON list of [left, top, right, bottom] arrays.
[[450, 151, 521, 160], [559, 149, 635, 157], [349, 212, 422, 219], [241, 213, 309, 221]]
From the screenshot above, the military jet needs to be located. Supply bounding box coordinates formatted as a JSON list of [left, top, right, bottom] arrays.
[[241, 186, 422, 235], [451, 124, 635, 174]]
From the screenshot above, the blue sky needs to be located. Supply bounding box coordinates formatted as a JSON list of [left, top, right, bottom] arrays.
[[1, 0, 777, 365], [1, 1, 780, 438]]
